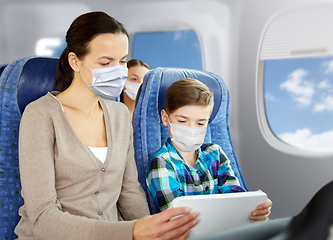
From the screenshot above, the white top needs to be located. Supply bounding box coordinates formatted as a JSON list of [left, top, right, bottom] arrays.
[[88, 147, 108, 163], [51, 94, 109, 163]]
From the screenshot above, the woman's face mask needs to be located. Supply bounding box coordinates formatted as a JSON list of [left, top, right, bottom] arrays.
[[125, 65, 150, 101], [124, 80, 141, 100], [80, 62, 128, 99]]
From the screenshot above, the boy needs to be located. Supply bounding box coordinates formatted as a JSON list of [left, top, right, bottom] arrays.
[[146, 78, 271, 221]]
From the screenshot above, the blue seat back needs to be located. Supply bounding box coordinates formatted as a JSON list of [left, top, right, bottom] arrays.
[[132, 67, 248, 214], [0, 57, 58, 240]]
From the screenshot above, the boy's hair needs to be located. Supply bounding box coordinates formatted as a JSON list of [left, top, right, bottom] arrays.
[[165, 78, 214, 114]]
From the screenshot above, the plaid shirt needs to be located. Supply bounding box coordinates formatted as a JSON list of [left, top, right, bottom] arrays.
[[146, 138, 245, 211]]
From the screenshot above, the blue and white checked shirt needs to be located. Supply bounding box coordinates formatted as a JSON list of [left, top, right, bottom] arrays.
[[146, 138, 245, 211]]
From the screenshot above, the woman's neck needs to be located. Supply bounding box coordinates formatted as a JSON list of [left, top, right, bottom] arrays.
[[56, 75, 101, 115], [122, 92, 135, 119]]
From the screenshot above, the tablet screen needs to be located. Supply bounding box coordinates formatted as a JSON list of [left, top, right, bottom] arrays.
[[170, 191, 268, 240]]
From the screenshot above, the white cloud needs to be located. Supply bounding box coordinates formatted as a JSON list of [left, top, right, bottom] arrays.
[[314, 95, 333, 112], [265, 92, 276, 101], [279, 128, 333, 150], [323, 59, 333, 74], [173, 32, 183, 40], [318, 79, 331, 89], [280, 69, 315, 106]]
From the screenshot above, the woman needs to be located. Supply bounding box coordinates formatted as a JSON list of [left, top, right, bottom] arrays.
[[121, 59, 150, 119], [15, 11, 198, 240]]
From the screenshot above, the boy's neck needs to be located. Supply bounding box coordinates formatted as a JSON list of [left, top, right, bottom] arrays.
[[171, 139, 198, 168]]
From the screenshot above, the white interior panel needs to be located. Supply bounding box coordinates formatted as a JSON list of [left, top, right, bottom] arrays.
[[0, 3, 90, 63], [260, 4, 333, 60]]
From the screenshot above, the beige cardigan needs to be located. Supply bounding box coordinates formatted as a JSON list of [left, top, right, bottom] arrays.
[[15, 92, 150, 239]]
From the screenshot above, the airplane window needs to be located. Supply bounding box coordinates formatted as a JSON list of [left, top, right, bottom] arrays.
[[258, 4, 333, 154], [35, 37, 67, 57], [131, 30, 203, 70], [264, 56, 333, 151]]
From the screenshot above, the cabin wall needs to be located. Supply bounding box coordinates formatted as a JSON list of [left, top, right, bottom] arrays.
[[234, 0, 333, 219]]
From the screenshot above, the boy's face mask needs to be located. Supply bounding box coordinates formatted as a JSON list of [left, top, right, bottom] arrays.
[[80, 63, 128, 99], [168, 116, 207, 152]]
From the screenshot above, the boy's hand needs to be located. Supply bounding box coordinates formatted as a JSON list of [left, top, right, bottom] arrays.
[[249, 190, 272, 222]]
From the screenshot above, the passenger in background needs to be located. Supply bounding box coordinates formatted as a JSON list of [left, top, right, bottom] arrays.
[[121, 59, 150, 120], [146, 78, 272, 221], [16, 11, 198, 240]]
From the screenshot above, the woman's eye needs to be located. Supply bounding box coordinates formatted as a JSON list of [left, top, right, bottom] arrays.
[[178, 120, 186, 123], [198, 122, 205, 126], [100, 62, 110, 66], [131, 78, 138, 82], [120, 60, 127, 65]]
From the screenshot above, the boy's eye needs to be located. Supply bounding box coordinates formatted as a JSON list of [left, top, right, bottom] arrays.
[[131, 78, 138, 82], [178, 120, 186, 123]]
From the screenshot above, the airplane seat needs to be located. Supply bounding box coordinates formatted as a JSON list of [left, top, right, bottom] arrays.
[[0, 64, 7, 76], [132, 67, 248, 214], [0, 56, 58, 240]]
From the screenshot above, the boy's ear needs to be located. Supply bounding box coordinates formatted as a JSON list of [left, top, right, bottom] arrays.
[[161, 109, 169, 127]]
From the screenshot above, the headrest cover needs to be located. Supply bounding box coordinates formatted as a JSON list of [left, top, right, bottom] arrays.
[[157, 68, 222, 123], [17, 58, 58, 114]]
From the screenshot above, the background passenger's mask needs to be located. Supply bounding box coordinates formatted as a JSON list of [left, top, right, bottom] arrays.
[[124, 81, 142, 100], [81, 63, 128, 99], [168, 116, 207, 152]]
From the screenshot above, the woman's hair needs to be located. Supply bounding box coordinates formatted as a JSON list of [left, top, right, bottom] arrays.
[[165, 78, 214, 114], [127, 59, 151, 70], [55, 11, 128, 91]]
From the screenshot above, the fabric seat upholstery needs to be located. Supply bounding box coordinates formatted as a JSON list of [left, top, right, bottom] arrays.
[[0, 57, 58, 240]]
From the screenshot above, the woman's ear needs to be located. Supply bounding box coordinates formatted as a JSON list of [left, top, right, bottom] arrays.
[[68, 52, 81, 72], [161, 109, 169, 127]]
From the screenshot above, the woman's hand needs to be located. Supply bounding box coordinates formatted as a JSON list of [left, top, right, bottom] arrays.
[[249, 196, 272, 222], [133, 207, 199, 240]]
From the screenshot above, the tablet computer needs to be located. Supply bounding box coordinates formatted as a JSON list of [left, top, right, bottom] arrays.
[[170, 191, 268, 240]]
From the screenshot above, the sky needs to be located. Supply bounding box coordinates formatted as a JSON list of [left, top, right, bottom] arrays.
[[132, 30, 203, 70], [264, 56, 333, 151]]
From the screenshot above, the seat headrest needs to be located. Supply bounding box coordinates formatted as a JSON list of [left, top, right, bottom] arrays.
[[0, 64, 7, 76], [157, 68, 222, 123], [17, 58, 58, 114]]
